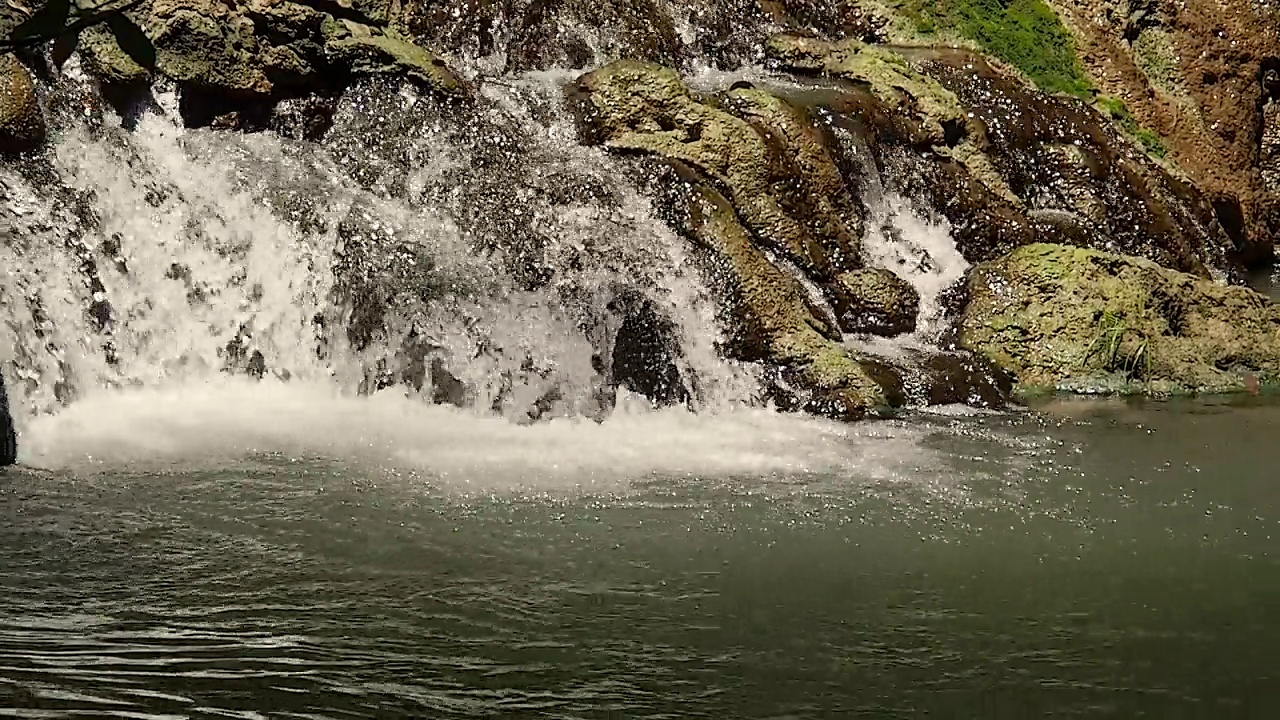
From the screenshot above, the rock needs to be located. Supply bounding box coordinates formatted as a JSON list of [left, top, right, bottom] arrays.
[[1051, 0, 1280, 267], [66, 0, 466, 125], [1, 366, 15, 467], [827, 268, 919, 336], [322, 19, 466, 95], [150, 0, 273, 95], [767, 36, 1242, 280], [0, 55, 44, 154], [78, 24, 154, 87], [571, 59, 862, 282], [957, 243, 1280, 396], [682, 180, 890, 420], [605, 288, 689, 407], [844, 347, 1015, 410], [914, 351, 1015, 408]]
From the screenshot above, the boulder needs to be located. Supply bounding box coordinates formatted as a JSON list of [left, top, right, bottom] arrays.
[[78, 24, 154, 87], [827, 268, 919, 336], [958, 243, 1280, 396], [570, 59, 862, 282], [0, 55, 44, 154], [71, 0, 466, 125], [322, 19, 465, 95]]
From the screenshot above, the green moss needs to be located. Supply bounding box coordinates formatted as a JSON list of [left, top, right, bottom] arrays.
[[1096, 96, 1168, 159], [324, 22, 465, 95], [1132, 28, 1179, 94], [888, 0, 1091, 97], [578, 59, 862, 280], [959, 243, 1280, 398]]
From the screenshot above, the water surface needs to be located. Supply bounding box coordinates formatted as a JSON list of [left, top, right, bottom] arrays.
[[1, 387, 1277, 718]]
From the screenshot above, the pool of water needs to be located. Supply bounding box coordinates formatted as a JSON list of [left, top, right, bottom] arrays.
[[1, 387, 1277, 718]]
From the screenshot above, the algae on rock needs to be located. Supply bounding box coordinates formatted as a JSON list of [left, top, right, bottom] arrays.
[[765, 34, 1020, 208], [828, 268, 920, 336], [0, 54, 43, 154], [572, 59, 862, 281], [68, 0, 466, 109], [958, 243, 1280, 396], [323, 19, 465, 95], [684, 182, 889, 419]]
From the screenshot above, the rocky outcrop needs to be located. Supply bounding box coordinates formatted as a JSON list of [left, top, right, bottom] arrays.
[[401, 0, 897, 75], [1049, 0, 1280, 267], [682, 180, 890, 420], [828, 268, 918, 336], [570, 36, 1269, 414], [0, 54, 44, 154], [572, 58, 972, 417], [958, 243, 1280, 396], [64, 0, 466, 127], [766, 35, 1242, 280], [572, 60, 862, 281]]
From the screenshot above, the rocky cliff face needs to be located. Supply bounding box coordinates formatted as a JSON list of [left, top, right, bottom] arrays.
[[1049, 0, 1280, 267]]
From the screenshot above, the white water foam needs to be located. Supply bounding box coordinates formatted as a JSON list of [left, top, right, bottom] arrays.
[[14, 377, 937, 490], [861, 192, 969, 342]]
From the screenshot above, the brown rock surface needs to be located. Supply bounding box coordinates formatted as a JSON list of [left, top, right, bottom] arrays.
[[1049, 0, 1280, 267]]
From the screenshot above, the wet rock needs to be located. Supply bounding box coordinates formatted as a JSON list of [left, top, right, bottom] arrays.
[[322, 18, 466, 95], [1052, 0, 1280, 268], [958, 243, 1280, 396], [766, 36, 1243, 279], [0, 55, 44, 154], [571, 59, 862, 281], [78, 24, 154, 88], [268, 93, 338, 140], [681, 180, 890, 420], [69, 0, 465, 127], [843, 347, 1015, 410], [827, 268, 918, 336], [914, 351, 1015, 408], [150, 0, 274, 95], [606, 289, 689, 407]]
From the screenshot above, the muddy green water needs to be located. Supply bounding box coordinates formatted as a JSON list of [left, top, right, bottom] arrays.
[[1, 398, 1277, 718]]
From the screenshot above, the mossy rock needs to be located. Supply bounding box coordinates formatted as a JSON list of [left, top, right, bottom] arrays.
[[323, 20, 466, 95], [766, 33, 970, 145], [827, 268, 919, 336], [150, 4, 272, 94], [78, 24, 153, 86], [958, 243, 1280, 396], [684, 182, 890, 420], [572, 59, 862, 281], [71, 0, 467, 103], [766, 34, 1019, 206], [0, 54, 43, 154]]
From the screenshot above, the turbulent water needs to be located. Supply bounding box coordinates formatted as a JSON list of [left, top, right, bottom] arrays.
[[2, 48, 1278, 720], [2, 389, 1278, 717], [1, 64, 771, 431]]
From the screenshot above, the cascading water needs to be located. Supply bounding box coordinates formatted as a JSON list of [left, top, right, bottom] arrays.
[[1, 59, 769, 451], [0, 38, 1005, 475]]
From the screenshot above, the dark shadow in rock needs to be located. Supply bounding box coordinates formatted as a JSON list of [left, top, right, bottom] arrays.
[[178, 86, 276, 131], [429, 357, 469, 408], [607, 288, 689, 407], [1, 368, 15, 467]]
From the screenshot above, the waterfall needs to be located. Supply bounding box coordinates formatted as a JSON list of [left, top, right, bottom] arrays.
[[860, 192, 969, 343], [1, 61, 765, 436]]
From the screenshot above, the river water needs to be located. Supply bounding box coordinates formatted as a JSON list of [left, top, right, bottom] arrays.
[[1, 382, 1276, 718]]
